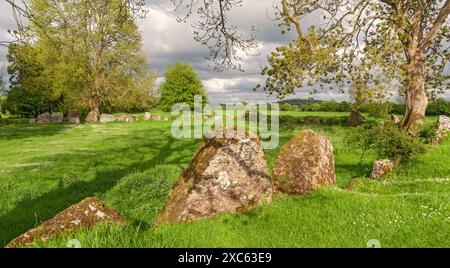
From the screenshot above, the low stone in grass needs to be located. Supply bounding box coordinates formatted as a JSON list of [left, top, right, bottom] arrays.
[[36, 113, 52, 124], [144, 112, 151, 121], [100, 114, 116, 123], [51, 112, 63, 123], [85, 110, 99, 123], [6, 197, 127, 248], [433, 115, 450, 144], [117, 114, 135, 123], [348, 110, 364, 127], [67, 110, 80, 124], [273, 130, 336, 195], [371, 159, 394, 180], [156, 129, 273, 223]]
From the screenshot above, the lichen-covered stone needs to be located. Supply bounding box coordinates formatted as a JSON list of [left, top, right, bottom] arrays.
[[371, 159, 394, 180], [273, 130, 336, 195], [438, 116, 450, 132], [144, 112, 151, 121], [156, 129, 273, 223], [6, 198, 127, 248], [117, 114, 135, 122], [51, 112, 63, 123]]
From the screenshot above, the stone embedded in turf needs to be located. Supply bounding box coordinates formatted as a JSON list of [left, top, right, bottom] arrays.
[[273, 130, 337, 195], [67, 110, 80, 124], [371, 159, 394, 180], [156, 129, 273, 223], [348, 110, 364, 127], [51, 112, 63, 123], [117, 114, 136, 123], [100, 114, 117, 123], [6, 197, 127, 248], [144, 112, 151, 121], [433, 115, 450, 144], [36, 113, 52, 124]]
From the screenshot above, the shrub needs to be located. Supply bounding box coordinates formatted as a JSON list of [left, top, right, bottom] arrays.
[[427, 99, 450, 116], [346, 123, 427, 163], [281, 103, 295, 111]]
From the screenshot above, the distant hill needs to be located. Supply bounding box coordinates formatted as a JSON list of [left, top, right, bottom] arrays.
[[278, 99, 323, 105]]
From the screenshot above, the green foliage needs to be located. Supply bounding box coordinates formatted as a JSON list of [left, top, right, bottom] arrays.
[[280, 103, 295, 111], [158, 62, 207, 112], [427, 98, 450, 116], [308, 103, 321, 112], [347, 123, 427, 163], [362, 102, 393, 119]]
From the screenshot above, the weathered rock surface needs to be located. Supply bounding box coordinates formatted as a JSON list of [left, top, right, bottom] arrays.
[[117, 114, 135, 122], [51, 112, 63, 123], [156, 129, 273, 223], [144, 112, 151, 121], [371, 159, 394, 180], [6, 197, 126, 248], [100, 114, 116, 123], [437, 115, 450, 132], [273, 130, 336, 195], [391, 115, 401, 125], [433, 115, 450, 144], [36, 113, 52, 124], [85, 111, 99, 123], [67, 111, 80, 124], [348, 110, 364, 127]]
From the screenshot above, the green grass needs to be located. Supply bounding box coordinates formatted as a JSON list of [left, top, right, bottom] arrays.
[[0, 112, 449, 248]]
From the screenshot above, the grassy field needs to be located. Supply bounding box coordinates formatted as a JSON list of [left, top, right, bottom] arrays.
[[0, 112, 448, 248]]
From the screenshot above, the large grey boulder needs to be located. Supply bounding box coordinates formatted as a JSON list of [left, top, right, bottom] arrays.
[[67, 111, 80, 124], [156, 129, 273, 223], [51, 112, 63, 123], [273, 130, 336, 195], [36, 113, 52, 124]]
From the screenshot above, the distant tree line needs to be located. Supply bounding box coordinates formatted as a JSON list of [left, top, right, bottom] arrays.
[[280, 99, 450, 117]]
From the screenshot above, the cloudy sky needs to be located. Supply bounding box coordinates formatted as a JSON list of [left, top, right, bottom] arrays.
[[1, 0, 449, 103]]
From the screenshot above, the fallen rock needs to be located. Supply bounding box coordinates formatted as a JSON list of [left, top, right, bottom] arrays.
[[348, 110, 364, 127], [144, 112, 151, 121], [100, 114, 117, 123], [371, 159, 394, 180], [391, 115, 401, 125], [117, 114, 135, 123], [51, 112, 63, 123], [273, 130, 336, 195], [85, 111, 99, 123], [6, 197, 127, 248], [156, 129, 273, 223], [67, 111, 80, 124], [36, 113, 52, 124]]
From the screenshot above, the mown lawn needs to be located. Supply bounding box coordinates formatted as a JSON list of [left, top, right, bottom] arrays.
[[0, 112, 448, 248]]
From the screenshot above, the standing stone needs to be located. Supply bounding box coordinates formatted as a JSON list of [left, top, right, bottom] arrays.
[[36, 113, 52, 124], [156, 129, 273, 223], [6, 198, 127, 248], [100, 114, 116, 123], [348, 110, 364, 127], [391, 115, 401, 125], [85, 111, 99, 123], [371, 159, 394, 180], [144, 112, 151, 121], [67, 111, 80, 124], [51, 112, 63, 123], [437, 116, 450, 131], [117, 114, 135, 122], [273, 130, 336, 195]]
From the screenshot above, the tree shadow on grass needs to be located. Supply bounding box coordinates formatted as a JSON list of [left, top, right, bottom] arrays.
[[0, 128, 201, 247], [0, 123, 70, 141]]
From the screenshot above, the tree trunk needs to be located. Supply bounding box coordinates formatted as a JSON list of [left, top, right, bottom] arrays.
[[400, 60, 428, 130]]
